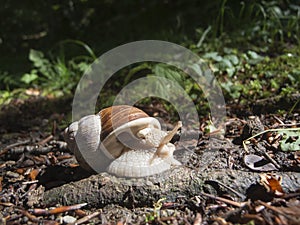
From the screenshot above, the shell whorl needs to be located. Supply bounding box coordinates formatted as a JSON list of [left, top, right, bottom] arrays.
[[99, 105, 161, 159], [64, 105, 180, 177], [71, 114, 104, 171], [99, 105, 151, 141], [63, 121, 78, 153]]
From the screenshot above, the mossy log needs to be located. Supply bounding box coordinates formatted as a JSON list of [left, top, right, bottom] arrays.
[[43, 167, 300, 208]]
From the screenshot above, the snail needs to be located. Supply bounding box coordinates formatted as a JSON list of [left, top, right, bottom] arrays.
[[64, 105, 182, 177]]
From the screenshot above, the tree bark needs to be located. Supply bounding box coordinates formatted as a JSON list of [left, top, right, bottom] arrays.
[[43, 167, 300, 208]]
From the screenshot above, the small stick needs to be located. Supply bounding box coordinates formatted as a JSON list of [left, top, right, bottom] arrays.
[[68, 211, 101, 225], [261, 146, 281, 169], [193, 213, 202, 225], [0, 202, 15, 207], [20, 209, 39, 223], [241, 214, 265, 225], [207, 180, 246, 199], [200, 192, 248, 208], [37, 135, 53, 146], [257, 200, 300, 223], [22, 180, 39, 185], [30, 203, 87, 216], [243, 127, 300, 153], [0, 140, 30, 156], [273, 115, 285, 125]]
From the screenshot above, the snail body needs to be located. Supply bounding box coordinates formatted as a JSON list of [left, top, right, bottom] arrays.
[[64, 105, 181, 177]]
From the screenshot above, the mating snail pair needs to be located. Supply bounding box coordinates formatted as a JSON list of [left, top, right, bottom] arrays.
[[64, 105, 182, 177]]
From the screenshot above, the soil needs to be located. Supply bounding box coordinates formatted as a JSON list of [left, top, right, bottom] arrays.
[[0, 96, 299, 224]]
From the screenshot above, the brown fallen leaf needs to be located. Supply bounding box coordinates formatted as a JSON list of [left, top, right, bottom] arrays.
[[259, 173, 284, 196], [29, 169, 41, 181]]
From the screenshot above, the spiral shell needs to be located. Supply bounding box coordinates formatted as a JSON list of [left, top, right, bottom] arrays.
[[64, 105, 181, 177]]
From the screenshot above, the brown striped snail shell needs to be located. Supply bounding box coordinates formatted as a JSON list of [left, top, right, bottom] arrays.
[[64, 105, 182, 177]]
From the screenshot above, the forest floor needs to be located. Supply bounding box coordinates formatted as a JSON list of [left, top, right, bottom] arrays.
[[0, 96, 299, 225]]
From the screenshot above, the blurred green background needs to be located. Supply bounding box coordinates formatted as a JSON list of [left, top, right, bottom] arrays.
[[0, 0, 299, 117]]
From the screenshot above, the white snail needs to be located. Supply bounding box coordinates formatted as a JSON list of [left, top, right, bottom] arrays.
[[64, 105, 182, 177]]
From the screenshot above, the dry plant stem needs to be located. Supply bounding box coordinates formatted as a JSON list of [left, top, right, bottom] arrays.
[[193, 213, 202, 225], [43, 168, 300, 208], [261, 146, 281, 169], [37, 134, 53, 146], [30, 203, 87, 215], [200, 192, 247, 207], [242, 214, 265, 225], [0, 140, 30, 156], [257, 200, 300, 223], [243, 127, 300, 152], [22, 180, 39, 185], [277, 123, 300, 127], [208, 180, 246, 199], [0, 202, 15, 207], [272, 115, 285, 125], [20, 210, 39, 223], [68, 211, 101, 225]]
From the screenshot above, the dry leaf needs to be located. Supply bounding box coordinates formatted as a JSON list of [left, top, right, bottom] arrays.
[[259, 173, 284, 196]]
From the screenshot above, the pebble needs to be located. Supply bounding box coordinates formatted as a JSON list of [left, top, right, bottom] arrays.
[[62, 215, 77, 224], [6, 171, 20, 178]]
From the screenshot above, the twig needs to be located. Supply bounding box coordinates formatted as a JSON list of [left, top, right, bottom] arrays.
[[22, 180, 39, 185], [243, 127, 300, 153], [37, 135, 53, 146], [261, 145, 281, 169], [68, 211, 101, 225], [273, 115, 285, 125], [207, 180, 246, 199], [276, 123, 300, 127], [20, 209, 39, 223], [257, 200, 300, 223], [200, 192, 248, 208], [242, 214, 265, 225], [0, 202, 15, 207], [255, 93, 300, 104], [273, 115, 300, 127], [193, 213, 202, 225], [0, 140, 30, 156], [30, 203, 87, 216]]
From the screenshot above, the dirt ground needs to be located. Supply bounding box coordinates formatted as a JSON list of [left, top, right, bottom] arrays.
[[0, 96, 299, 224]]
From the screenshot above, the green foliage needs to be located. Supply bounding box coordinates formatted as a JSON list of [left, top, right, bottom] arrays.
[[0, 71, 22, 90], [21, 73, 38, 84], [251, 1, 300, 45], [21, 49, 73, 94], [19, 49, 88, 97], [152, 64, 185, 85], [200, 46, 300, 104], [278, 129, 300, 151], [18, 40, 95, 97], [194, 0, 300, 53], [1, 0, 300, 118], [0, 89, 25, 106], [0, 40, 95, 107], [97, 41, 299, 116]]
